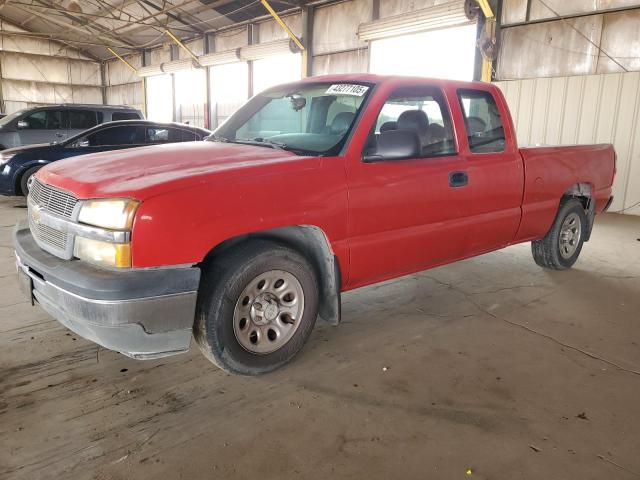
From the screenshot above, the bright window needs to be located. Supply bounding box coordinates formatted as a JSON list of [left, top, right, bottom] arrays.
[[252, 53, 302, 94], [146, 74, 174, 123], [175, 69, 206, 127], [369, 24, 477, 81], [210, 62, 249, 128]]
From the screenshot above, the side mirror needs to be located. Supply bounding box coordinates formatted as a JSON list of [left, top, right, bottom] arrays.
[[16, 120, 28, 129], [362, 130, 421, 162]]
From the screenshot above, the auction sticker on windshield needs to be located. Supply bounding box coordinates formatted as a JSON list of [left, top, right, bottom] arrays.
[[326, 84, 369, 96]]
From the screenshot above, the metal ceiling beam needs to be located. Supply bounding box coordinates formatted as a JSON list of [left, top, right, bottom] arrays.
[[11, 3, 139, 49], [139, 0, 204, 33], [0, 13, 103, 61], [8, 0, 195, 33], [32, 0, 141, 47]]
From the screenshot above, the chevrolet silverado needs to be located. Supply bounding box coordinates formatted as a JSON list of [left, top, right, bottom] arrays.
[[14, 74, 616, 375]]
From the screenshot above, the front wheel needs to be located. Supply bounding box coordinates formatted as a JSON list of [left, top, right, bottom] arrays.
[[531, 198, 587, 270], [194, 240, 319, 375], [20, 166, 41, 196]]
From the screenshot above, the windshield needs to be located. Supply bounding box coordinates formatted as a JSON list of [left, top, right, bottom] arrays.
[[0, 109, 27, 127], [212, 82, 372, 155]]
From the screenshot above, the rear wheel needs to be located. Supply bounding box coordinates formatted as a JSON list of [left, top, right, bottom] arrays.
[[531, 198, 587, 270], [20, 166, 41, 196], [194, 240, 319, 375]]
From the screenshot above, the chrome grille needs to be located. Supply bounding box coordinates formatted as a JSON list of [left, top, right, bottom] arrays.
[[28, 179, 78, 259], [33, 223, 68, 250], [29, 178, 77, 219]]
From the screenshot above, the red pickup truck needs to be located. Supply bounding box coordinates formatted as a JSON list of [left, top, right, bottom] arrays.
[[14, 74, 615, 375]]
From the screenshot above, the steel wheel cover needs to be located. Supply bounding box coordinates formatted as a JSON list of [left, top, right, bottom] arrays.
[[233, 270, 305, 354], [559, 212, 582, 259]]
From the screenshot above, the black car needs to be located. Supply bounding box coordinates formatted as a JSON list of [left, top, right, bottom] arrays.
[[0, 120, 211, 196]]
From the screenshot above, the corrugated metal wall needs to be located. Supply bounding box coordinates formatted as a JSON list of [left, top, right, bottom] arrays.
[[105, 53, 143, 112], [495, 72, 640, 215], [0, 20, 103, 113]]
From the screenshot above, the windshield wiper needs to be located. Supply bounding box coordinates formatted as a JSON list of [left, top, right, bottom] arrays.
[[207, 133, 230, 143], [229, 138, 290, 150], [224, 137, 316, 156]]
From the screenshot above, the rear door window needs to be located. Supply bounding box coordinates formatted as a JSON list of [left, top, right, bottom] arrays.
[[68, 110, 98, 130], [457, 90, 506, 153], [146, 127, 182, 144], [112, 112, 141, 121]]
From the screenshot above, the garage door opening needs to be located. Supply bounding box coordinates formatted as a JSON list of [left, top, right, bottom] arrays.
[[369, 24, 477, 81]]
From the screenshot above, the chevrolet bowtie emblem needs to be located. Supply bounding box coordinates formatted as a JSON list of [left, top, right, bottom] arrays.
[[31, 205, 41, 225]]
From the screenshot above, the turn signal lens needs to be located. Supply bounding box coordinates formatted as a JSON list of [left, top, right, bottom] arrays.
[[73, 237, 131, 268]]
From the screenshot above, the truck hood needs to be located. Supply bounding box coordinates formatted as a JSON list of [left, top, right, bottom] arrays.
[[37, 141, 304, 200]]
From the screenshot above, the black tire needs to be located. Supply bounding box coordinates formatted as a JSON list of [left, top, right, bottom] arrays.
[[20, 166, 41, 196], [193, 240, 319, 375], [531, 198, 587, 270]]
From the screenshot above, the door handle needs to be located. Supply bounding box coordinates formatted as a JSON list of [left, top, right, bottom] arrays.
[[55, 133, 66, 138], [449, 171, 468, 188]]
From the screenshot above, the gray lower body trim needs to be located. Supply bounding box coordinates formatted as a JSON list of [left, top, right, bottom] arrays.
[[14, 225, 201, 359]]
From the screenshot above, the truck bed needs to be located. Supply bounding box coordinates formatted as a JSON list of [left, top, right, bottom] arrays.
[[515, 143, 616, 242]]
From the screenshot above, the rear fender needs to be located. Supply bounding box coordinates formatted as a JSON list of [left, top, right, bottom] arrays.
[[563, 183, 595, 241]]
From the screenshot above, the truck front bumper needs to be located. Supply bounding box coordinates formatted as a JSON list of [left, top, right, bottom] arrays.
[[14, 225, 201, 359]]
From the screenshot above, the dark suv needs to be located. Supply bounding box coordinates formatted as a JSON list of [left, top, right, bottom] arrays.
[[0, 104, 143, 150]]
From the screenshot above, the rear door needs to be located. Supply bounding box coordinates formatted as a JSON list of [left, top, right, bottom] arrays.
[[67, 109, 99, 138], [17, 108, 67, 146], [453, 86, 524, 253], [345, 81, 471, 288], [145, 126, 191, 144]]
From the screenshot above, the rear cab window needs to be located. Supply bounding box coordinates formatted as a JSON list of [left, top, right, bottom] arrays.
[[457, 89, 506, 153]]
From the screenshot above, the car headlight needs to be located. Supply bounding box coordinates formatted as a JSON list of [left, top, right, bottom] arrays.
[[73, 236, 131, 268], [77, 198, 139, 230], [74, 198, 138, 268], [0, 152, 15, 166]]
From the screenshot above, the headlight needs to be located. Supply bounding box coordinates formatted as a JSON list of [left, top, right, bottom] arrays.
[[0, 152, 15, 166], [74, 237, 131, 268], [78, 198, 139, 230]]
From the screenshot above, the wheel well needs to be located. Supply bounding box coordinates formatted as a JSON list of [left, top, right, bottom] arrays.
[[201, 226, 341, 325], [562, 182, 595, 241]]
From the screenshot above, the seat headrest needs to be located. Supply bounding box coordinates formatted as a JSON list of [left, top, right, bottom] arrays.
[[330, 112, 355, 135], [397, 110, 429, 142], [426, 123, 445, 142], [465, 116, 486, 136], [379, 121, 397, 132]]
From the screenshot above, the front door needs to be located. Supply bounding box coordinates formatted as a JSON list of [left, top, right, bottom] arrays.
[[65, 125, 146, 157], [345, 82, 471, 289], [17, 109, 67, 146]]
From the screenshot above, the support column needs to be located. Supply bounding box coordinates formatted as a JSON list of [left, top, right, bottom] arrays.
[[301, 6, 314, 77]]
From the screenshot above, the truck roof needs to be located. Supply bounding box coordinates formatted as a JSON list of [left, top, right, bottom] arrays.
[[296, 73, 494, 90]]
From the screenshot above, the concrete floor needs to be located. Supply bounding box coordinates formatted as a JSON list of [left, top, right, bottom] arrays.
[[1, 195, 639, 480]]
